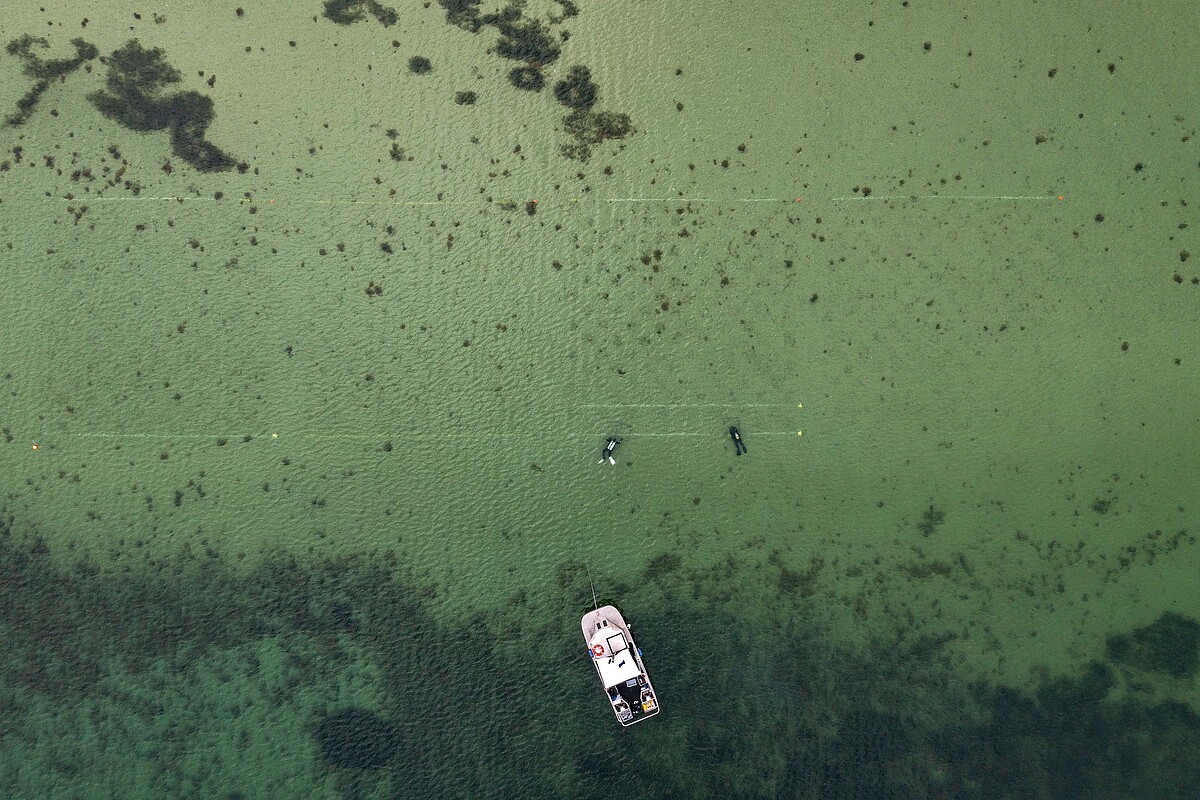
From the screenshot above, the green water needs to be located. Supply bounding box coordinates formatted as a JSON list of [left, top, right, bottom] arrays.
[[1, 1, 1198, 797]]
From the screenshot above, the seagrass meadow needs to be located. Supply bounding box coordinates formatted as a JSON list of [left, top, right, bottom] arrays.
[[1, 1, 1198, 798]]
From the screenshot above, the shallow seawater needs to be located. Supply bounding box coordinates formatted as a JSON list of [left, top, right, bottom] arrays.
[[1, 1, 1198, 798]]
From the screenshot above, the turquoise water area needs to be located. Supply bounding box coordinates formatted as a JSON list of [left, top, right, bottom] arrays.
[[1, 1, 1198, 797]]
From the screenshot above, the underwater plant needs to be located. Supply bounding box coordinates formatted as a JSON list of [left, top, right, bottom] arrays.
[[493, 16, 561, 65], [4, 35, 99, 126], [553, 65, 598, 111], [314, 707, 402, 769], [322, 0, 398, 27], [508, 65, 545, 92], [87, 40, 237, 172], [1107, 611, 1200, 679], [916, 504, 946, 536], [559, 109, 634, 160]]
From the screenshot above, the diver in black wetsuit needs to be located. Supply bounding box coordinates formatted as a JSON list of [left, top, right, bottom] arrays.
[[730, 426, 747, 455], [599, 437, 620, 465]]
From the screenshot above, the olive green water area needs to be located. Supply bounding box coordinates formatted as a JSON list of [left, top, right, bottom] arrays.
[[2, 1, 1199, 798]]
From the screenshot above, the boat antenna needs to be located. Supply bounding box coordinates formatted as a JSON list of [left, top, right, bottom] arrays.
[[586, 563, 599, 611]]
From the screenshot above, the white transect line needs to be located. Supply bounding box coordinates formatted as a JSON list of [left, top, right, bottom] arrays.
[[68, 432, 211, 438], [70, 196, 218, 202], [835, 195, 1058, 201], [40, 403, 804, 441], [52, 431, 798, 441], [35, 197, 791, 208], [42, 197, 495, 206], [605, 198, 784, 202], [580, 403, 793, 408], [605, 431, 796, 436], [35, 196, 784, 204], [577, 431, 797, 437], [34, 194, 1059, 205], [290, 432, 662, 438]]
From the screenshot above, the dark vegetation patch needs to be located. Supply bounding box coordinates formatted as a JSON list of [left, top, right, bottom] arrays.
[[898, 560, 954, 579], [4, 34, 99, 126], [320, 0, 636, 159], [494, 15, 561, 65], [642, 551, 681, 581], [440, 0, 487, 32], [1107, 611, 1200, 678], [770, 552, 824, 597], [314, 707, 401, 769], [408, 55, 432, 74], [508, 65, 544, 92], [560, 109, 634, 161], [553, 64, 597, 111], [915, 504, 945, 536], [431, 0, 632, 160], [322, 0, 398, 27], [924, 661, 1200, 799], [454, 90, 477, 105], [2, 505, 1198, 797], [552, 0, 579, 19], [86, 39, 237, 171]]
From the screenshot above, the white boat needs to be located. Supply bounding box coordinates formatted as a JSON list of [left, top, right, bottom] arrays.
[[582, 604, 660, 726]]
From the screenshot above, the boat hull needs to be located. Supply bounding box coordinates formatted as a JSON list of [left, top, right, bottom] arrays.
[[582, 605, 660, 726]]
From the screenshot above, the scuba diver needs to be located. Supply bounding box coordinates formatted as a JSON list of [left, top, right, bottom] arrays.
[[599, 436, 620, 465], [729, 426, 747, 455]]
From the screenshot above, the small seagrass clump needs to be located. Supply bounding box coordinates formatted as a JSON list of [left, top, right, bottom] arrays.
[[915, 505, 945, 536]]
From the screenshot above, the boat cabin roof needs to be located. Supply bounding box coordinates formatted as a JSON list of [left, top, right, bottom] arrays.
[[590, 627, 628, 655], [595, 648, 641, 688], [590, 629, 639, 687]]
